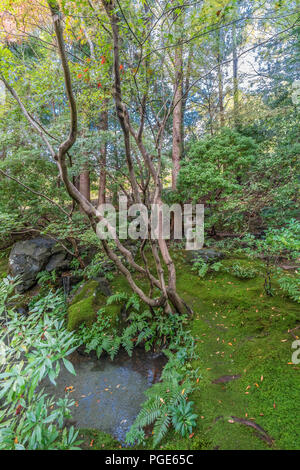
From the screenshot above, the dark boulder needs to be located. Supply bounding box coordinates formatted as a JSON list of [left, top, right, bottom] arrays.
[[92, 276, 112, 297], [9, 237, 69, 292]]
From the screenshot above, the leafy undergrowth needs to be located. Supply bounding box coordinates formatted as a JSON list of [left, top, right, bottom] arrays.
[[80, 250, 299, 450], [0, 254, 8, 279], [2, 248, 299, 450]]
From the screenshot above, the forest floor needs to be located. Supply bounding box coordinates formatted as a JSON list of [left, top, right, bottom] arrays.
[[0, 247, 299, 450], [78, 250, 300, 450]]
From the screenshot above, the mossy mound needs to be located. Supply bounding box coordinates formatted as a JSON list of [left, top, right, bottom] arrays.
[[67, 280, 122, 331]]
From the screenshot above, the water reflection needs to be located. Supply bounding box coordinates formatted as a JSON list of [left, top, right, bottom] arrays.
[[43, 348, 166, 442]]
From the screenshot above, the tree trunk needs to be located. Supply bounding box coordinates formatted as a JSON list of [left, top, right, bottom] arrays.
[[172, 44, 183, 190], [98, 106, 108, 206], [217, 28, 225, 128], [232, 22, 239, 128], [79, 165, 90, 202]]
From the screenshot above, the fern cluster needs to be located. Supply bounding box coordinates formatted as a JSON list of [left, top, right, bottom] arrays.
[[126, 347, 198, 447], [76, 313, 121, 359], [277, 272, 300, 303], [192, 256, 223, 278], [77, 291, 191, 360], [226, 263, 258, 279]]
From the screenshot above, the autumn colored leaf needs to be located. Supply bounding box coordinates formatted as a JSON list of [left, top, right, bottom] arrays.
[[15, 404, 22, 415]]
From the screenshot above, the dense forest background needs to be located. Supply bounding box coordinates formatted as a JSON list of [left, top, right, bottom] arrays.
[[0, 0, 299, 248]]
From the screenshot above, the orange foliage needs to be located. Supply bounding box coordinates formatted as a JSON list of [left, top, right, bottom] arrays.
[[0, 0, 49, 42]]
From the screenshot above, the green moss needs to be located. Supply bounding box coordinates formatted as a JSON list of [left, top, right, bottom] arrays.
[[174, 256, 299, 450], [67, 296, 96, 331], [67, 280, 123, 331], [79, 429, 121, 450], [71, 280, 100, 304]]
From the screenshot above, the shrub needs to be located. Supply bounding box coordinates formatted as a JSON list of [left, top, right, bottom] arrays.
[[0, 280, 82, 450]]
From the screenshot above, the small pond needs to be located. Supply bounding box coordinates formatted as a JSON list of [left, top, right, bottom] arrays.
[[43, 348, 167, 443]]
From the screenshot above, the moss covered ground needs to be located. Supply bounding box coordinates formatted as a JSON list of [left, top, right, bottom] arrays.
[[78, 249, 299, 450]]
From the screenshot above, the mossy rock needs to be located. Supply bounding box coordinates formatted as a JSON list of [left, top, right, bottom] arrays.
[[70, 280, 99, 304], [67, 280, 121, 331], [68, 296, 96, 331]]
